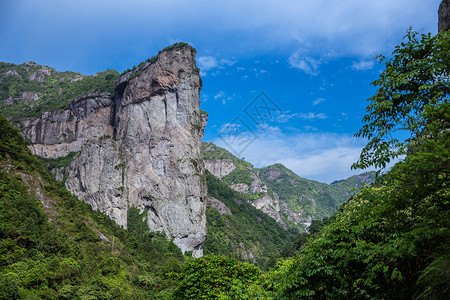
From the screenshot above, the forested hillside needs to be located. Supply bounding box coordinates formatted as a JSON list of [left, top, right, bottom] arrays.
[[203, 171, 296, 270], [259, 163, 374, 224], [0, 61, 118, 120], [0, 115, 185, 298], [203, 141, 375, 230], [0, 26, 448, 300]]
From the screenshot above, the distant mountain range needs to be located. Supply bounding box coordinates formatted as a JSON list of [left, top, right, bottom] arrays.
[[202, 142, 375, 230]]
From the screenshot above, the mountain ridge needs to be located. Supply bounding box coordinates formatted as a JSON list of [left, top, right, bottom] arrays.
[[202, 142, 375, 230]]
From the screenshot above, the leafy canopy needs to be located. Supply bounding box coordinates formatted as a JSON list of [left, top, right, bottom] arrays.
[[353, 30, 450, 169]]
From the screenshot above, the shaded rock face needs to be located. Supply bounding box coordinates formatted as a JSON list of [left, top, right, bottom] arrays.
[[18, 45, 207, 257], [439, 0, 450, 32]]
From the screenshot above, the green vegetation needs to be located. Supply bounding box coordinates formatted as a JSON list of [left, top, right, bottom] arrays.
[[171, 255, 261, 299], [173, 30, 449, 299], [225, 29, 449, 299], [204, 171, 297, 271], [0, 114, 184, 299], [259, 163, 375, 223], [1, 30, 447, 299], [0, 62, 119, 121], [353, 30, 450, 170]]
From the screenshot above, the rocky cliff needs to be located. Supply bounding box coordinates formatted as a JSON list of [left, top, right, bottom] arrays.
[[12, 44, 207, 257], [439, 0, 450, 32]]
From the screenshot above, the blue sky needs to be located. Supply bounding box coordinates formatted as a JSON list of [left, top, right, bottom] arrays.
[[0, 0, 441, 183]]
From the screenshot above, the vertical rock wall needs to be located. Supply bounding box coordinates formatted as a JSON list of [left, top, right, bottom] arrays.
[[18, 44, 207, 257]]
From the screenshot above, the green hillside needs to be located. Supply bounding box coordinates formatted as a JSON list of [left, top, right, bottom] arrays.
[[0, 62, 119, 121], [259, 163, 375, 222], [203, 141, 375, 230], [0, 115, 184, 299], [203, 171, 296, 270]]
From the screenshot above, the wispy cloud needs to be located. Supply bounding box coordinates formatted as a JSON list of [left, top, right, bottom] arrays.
[[288, 53, 321, 75], [299, 112, 327, 120], [313, 97, 325, 105], [197, 56, 236, 76], [214, 90, 233, 105], [214, 131, 373, 183], [277, 111, 327, 123], [351, 60, 375, 71]]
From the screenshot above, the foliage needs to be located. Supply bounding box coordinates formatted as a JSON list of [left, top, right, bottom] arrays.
[[0, 114, 184, 298], [353, 30, 450, 169], [258, 30, 450, 299], [259, 163, 375, 225], [171, 255, 261, 299], [204, 171, 297, 271], [0, 62, 119, 121]]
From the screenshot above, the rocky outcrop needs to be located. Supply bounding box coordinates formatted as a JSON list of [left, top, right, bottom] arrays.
[[204, 159, 236, 179], [17, 44, 207, 257], [439, 0, 450, 32], [203, 145, 285, 228], [20, 92, 114, 158], [207, 197, 232, 215]]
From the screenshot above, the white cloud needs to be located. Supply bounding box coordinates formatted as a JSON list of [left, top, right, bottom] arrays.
[[214, 90, 233, 105], [299, 112, 327, 120], [219, 122, 242, 133], [313, 97, 325, 105], [351, 60, 375, 71], [5, 0, 438, 74], [276, 111, 327, 123], [288, 53, 321, 75], [197, 56, 235, 76]]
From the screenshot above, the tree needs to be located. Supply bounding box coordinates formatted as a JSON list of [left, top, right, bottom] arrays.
[[352, 30, 449, 170]]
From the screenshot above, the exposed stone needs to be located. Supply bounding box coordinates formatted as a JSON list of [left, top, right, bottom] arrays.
[[4, 96, 14, 106], [200, 111, 208, 135], [20, 92, 114, 158], [71, 74, 85, 82], [251, 193, 285, 228], [1, 70, 22, 83], [207, 197, 232, 215], [50, 167, 65, 182], [249, 175, 268, 193], [265, 168, 283, 180], [204, 159, 236, 179], [231, 183, 249, 193], [18, 45, 208, 257], [21, 91, 41, 105], [28, 66, 52, 82], [439, 0, 450, 32]]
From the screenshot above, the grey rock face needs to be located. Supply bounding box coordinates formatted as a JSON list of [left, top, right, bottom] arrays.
[[17, 45, 207, 257], [204, 155, 285, 227], [20, 92, 114, 158], [439, 0, 450, 32], [207, 197, 232, 215], [205, 159, 236, 179]]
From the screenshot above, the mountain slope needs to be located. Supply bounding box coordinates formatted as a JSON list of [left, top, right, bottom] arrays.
[[203, 142, 375, 231], [259, 163, 375, 227], [0, 112, 184, 298], [0, 61, 119, 121], [203, 171, 296, 270], [1, 43, 208, 256]]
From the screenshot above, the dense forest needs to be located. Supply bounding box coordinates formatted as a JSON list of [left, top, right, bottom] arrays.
[[0, 29, 448, 299]]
